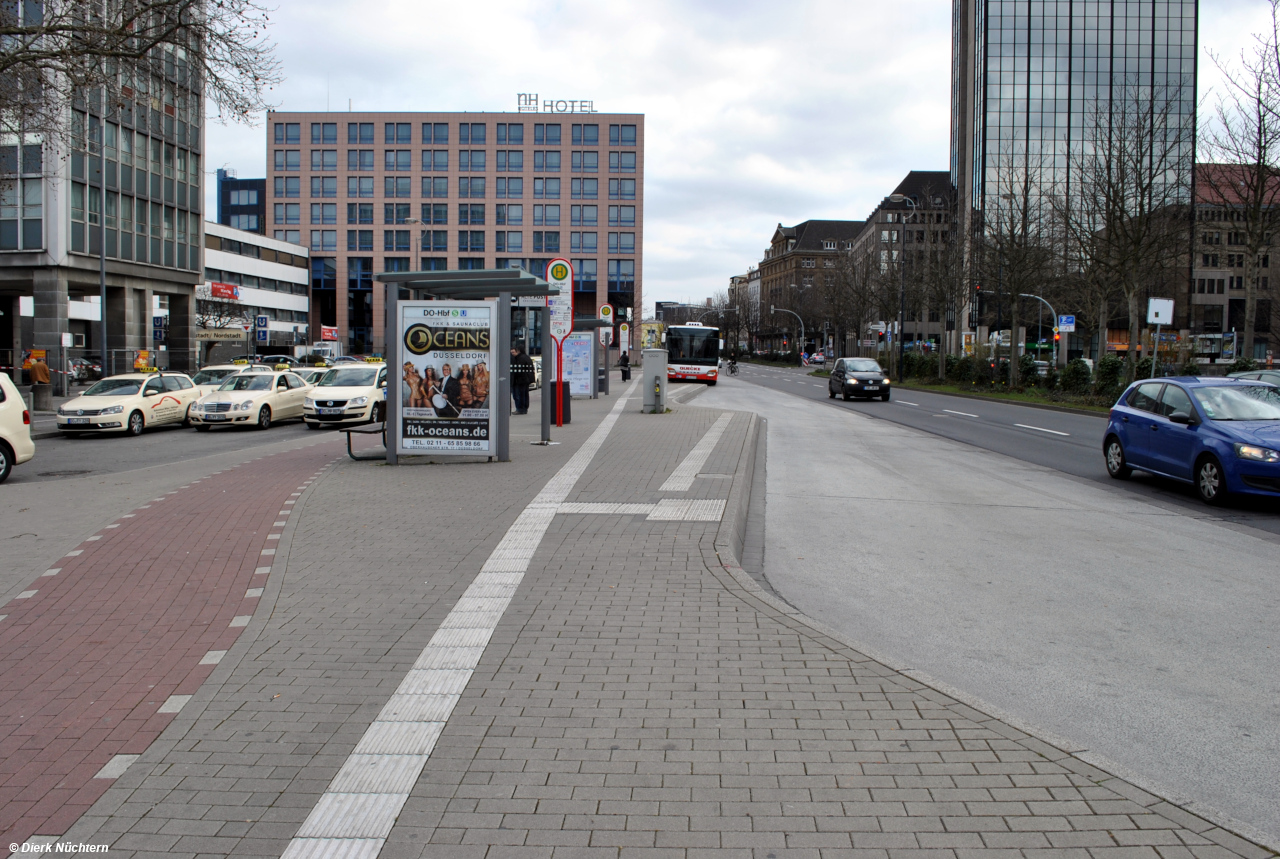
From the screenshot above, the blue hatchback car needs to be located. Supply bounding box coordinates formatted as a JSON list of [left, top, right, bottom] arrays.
[[1104, 377, 1280, 505]]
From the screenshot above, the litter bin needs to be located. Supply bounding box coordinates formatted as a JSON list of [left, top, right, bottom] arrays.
[[549, 380, 571, 424], [31, 383, 52, 411]]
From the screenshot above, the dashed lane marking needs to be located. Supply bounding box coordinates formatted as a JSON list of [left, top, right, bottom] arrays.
[[1015, 423, 1070, 436], [943, 409, 979, 418]]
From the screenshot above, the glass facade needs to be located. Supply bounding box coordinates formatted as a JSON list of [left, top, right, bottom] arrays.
[[955, 0, 1197, 213]]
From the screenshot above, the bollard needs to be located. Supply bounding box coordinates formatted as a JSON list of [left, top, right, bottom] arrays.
[[641, 348, 667, 413], [31, 383, 52, 411]]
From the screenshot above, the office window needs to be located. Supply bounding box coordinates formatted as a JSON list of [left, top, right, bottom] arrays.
[[311, 149, 337, 171], [348, 150, 375, 171], [421, 230, 448, 252], [608, 179, 635, 200], [534, 123, 562, 145], [571, 231, 597, 253], [571, 205, 598, 226], [533, 204, 560, 226], [274, 229, 301, 244], [384, 176, 412, 198], [310, 203, 337, 224], [495, 231, 523, 253], [574, 259, 598, 291], [609, 124, 637, 146], [457, 150, 485, 172], [532, 231, 559, 253], [422, 122, 449, 144], [384, 229, 410, 252], [496, 123, 524, 144], [347, 229, 373, 251], [608, 258, 635, 289], [229, 214, 258, 231], [423, 176, 449, 198], [572, 178, 598, 199], [310, 230, 336, 252], [274, 123, 300, 144], [534, 151, 561, 172], [609, 151, 636, 172], [384, 122, 412, 144], [384, 150, 412, 171], [348, 176, 375, 198], [348, 202, 374, 224], [458, 123, 486, 145], [457, 204, 486, 225], [608, 205, 635, 226], [422, 150, 448, 171], [571, 151, 599, 172], [273, 150, 300, 171], [496, 150, 524, 171], [274, 176, 300, 198], [608, 232, 635, 253], [348, 122, 374, 144], [496, 177, 523, 199], [457, 258, 485, 270], [311, 122, 337, 144], [496, 204, 523, 226], [228, 189, 258, 205], [273, 202, 300, 224], [384, 203, 411, 224], [458, 230, 485, 252], [421, 203, 448, 224], [572, 124, 600, 146], [534, 178, 560, 199], [311, 176, 337, 198], [458, 177, 486, 198]]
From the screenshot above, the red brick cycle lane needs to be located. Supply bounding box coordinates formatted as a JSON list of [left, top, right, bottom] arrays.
[[0, 438, 345, 848]]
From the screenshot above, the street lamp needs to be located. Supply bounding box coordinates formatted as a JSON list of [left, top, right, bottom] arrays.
[[770, 305, 804, 365], [888, 193, 918, 383], [1018, 293, 1058, 368]]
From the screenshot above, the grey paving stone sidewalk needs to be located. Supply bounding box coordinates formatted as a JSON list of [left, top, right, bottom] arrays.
[[54, 391, 1272, 859]]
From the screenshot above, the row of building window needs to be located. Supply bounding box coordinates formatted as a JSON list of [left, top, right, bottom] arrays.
[[1201, 254, 1270, 268], [294, 202, 636, 227], [304, 229, 636, 254], [275, 149, 637, 173], [204, 268, 310, 296], [274, 176, 636, 201], [277, 121, 637, 147], [1196, 277, 1270, 293], [309, 257, 635, 291], [67, 184, 200, 269]]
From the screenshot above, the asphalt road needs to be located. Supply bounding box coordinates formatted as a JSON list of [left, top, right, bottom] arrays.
[[734, 362, 1280, 534], [700, 371, 1280, 848]]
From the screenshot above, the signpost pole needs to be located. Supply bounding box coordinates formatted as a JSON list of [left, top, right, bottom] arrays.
[[385, 283, 398, 465], [541, 305, 551, 443], [496, 292, 512, 462], [546, 259, 573, 429]]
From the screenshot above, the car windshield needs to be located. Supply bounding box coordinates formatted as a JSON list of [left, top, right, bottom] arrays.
[[846, 359, 882, 372], [84, 378, 143, 396], [319, 367, 378, 387], [1192, 385, 1280, 421], [218, 374, 273, 391], [191, 369, 236, 385]]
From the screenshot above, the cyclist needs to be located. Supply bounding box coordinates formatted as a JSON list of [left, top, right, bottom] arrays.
[[728, 353, 739, 376]]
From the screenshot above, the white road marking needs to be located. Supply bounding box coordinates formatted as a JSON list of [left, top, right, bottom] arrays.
[[1015, 423, 1070, 436], [245, 588, 264, 598], [157, 694, 191, 714], [943, 409, 979, 418], [660, 413, 733, 492], [93, 754, 139, 779], [200, 650, 226, 665], [557, 499, 727, 521], [15, 590, 36, 599], [897, 401, 920, 407], [229, 616, 251, 627], [42, 569, 60, 577], [282, 383, 639, 859]]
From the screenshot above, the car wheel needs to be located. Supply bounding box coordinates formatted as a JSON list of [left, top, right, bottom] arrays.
[[1195, 455, 1229, 506], [195, 424, 211, 432], [1104, 436, 1132, 479], [181, 405, 192, 427], [306, 421, 323, 430], [828, 385, 836, 399], [881, 392, 890, 401], [256, 406, 272, 430], [127, 411, 145, 436], [0, 441, 12, 484], [842, 392, 851, 401], [372, 402, 385, 423], [707, 380, 716, 387]]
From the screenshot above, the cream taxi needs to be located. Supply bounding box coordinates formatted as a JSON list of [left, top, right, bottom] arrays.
[[191, 369, 313, 430], [303, 360, 387, 429], [190, 362, 272, 396], [1, 371, 35, 483], [57, 370, 200, 436]]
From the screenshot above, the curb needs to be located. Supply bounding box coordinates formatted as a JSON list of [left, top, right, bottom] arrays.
[[701, 404, 1277, 856], [896, 383, 1109, 417]]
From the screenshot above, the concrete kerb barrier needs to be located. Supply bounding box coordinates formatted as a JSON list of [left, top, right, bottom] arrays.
[[697, 404, 1278, 857]]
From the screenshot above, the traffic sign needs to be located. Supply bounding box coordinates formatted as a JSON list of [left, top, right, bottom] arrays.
[[598, 327, 613, 347], [241, 323, 252, 332], [256, 329, 268, 342], [1058, 315, 1075, 333], [547, 258, 573, 342], [599, 303, 613, 324], [1147, 299, 1174, 325], [153, 329, 165, 341], [256, 315, 269, 330], [619, 322, 630, 351]]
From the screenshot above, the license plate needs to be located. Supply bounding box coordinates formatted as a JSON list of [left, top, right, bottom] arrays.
[[865, 385, 879, 390], [203, 414, 227, 421], [318, 408, 343, 415], [67, 418, 89, 425]]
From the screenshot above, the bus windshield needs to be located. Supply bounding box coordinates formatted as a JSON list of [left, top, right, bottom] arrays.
[[667, 327, 720, 366]]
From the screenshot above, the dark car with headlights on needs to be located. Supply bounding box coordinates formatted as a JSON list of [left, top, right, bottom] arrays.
[[828, 357, 891, 401], [1103, 377, 1280, 505]]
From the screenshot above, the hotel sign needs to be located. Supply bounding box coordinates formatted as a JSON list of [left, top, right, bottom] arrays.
[[517, 93, 597, 113]]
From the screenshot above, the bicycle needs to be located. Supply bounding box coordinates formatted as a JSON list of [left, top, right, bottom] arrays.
[[728, 361, 739, 376]]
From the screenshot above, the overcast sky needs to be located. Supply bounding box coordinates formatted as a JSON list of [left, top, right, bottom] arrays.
[[205, 0, 1273, 315]]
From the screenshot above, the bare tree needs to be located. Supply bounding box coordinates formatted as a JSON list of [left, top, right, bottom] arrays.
[[0, 0, 281, 147], [819, 244, 879, 358], [195, 293, 246, 361], [1060, 80, 1193, 382]]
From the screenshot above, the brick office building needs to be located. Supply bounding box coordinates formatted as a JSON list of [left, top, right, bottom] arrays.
[[757, 219, 864, 351], [264, 110, 644, 355]]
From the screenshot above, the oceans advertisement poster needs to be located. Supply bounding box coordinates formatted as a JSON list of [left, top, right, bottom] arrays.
[[398, 302, 494, 453]]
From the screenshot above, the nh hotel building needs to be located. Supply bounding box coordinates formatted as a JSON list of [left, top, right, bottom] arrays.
[[264, 109, 644, 355]]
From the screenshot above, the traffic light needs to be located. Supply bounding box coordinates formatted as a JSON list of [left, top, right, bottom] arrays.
[[1054, 332, 1061, 343]]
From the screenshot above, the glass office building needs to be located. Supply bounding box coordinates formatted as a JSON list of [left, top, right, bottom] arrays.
[[952, 0, 1198, 219]]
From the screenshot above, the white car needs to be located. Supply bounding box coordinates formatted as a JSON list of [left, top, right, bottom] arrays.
[[303, 362, 388, 429], [190, 363, 272, 397], [531, 355, 542, 389], [0, 371, 35, 483], [191, 370, 313, 430], [57, 371, 200, 436]]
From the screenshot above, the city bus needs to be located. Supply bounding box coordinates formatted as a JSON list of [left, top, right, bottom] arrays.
[[666, 323, 722, 384]]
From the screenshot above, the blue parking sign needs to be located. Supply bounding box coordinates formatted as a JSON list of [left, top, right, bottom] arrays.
[[256, 329, 268, 342]]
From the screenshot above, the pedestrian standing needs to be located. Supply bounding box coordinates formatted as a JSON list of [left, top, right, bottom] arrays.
[[619, 350, 630, 382], [510, 342, 535, 415], [29, 355, 51, 385]]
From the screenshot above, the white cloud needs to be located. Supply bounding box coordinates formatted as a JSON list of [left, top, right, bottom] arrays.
[[206, 0, 1274, 313]]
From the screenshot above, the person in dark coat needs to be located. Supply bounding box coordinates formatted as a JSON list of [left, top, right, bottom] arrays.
[[619, 350, 630, 381], [509, 342, 535, 414]]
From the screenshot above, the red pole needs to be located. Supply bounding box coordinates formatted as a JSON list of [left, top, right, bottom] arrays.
[[555, 341, 564, 427]]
